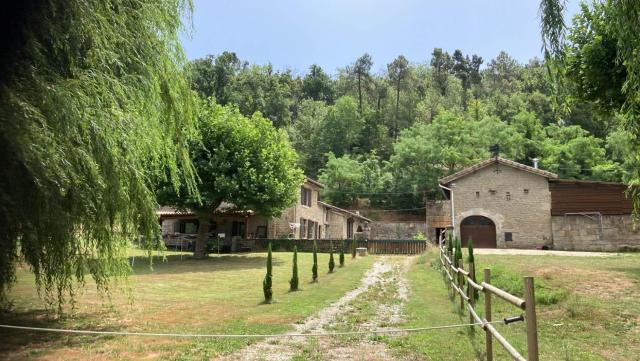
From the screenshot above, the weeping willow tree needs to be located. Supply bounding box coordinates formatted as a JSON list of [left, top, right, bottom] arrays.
[[0, 0, 197, 311]]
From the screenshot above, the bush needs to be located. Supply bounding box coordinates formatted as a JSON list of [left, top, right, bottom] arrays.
[[413, 232, 426, 240], [339, 240, 345, 267], [312, 240, 318, 282], [289, 245, 299, 291], [263, 243, 273, 303], [328, 242, 335, 273]]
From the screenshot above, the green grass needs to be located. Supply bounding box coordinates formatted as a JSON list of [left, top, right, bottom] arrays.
[[0, 250, 375, 360], [387, 250, 640, 361]]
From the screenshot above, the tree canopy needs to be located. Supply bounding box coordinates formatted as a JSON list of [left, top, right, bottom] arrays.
[[158, 101, 304, 258], [0, 0, 197, 310]]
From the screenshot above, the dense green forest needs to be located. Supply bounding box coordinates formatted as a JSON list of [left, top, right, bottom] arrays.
[[188, 3, 636, 209]]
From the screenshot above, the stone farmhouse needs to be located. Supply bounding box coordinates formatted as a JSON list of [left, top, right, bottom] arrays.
[[431, 157, 640, 251], [159, 178, 372, 251]]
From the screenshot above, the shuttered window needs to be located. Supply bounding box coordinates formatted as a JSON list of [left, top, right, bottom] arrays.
[[300, 187, 312, 206]]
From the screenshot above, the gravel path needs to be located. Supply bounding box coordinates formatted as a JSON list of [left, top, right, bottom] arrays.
[[216, 257, 413, 361]]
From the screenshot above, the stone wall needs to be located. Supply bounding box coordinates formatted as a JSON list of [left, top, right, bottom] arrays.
[[451, 165, 553, 248], [552, 214, 640, 251], [369, 221, 427, 240]]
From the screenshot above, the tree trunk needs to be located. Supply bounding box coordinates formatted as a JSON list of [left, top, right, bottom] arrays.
[[194, 210, 211, 259]]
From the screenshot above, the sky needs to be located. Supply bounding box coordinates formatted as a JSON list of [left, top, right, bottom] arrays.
[[180, 0, 581, 76]]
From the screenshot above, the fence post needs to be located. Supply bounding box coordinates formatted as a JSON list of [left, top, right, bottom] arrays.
[[458, 264, 464, 311], [468, 261, 475, 325], [484, 268, 493, 361], [524, 276, 539, 361]]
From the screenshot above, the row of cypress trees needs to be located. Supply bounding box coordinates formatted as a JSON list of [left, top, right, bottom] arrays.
[[264, 239, 355, 303]]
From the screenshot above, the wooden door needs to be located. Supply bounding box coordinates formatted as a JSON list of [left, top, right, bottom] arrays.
[[460, 216, 496, 248]]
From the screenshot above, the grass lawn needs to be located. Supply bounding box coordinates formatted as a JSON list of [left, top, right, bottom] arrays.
[[0, 250, 375, 360], [389, 249, 640, 361]]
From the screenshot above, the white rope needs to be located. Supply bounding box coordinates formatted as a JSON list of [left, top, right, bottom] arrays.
[[0, 320, 507, 338]]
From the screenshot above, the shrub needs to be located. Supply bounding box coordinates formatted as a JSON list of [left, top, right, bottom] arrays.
[[329, 242, 335, 273], [412, 232, 426, 240], [263, 243, 273, 303], [312, 240, 318, 282], [339, 240, 345, 267], [289, 245, 299, 291]]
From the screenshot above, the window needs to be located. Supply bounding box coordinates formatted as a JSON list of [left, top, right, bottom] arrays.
[[489, 189, 496, 195], [180, 221, 198, 234], [475, 191, 480, 198], [231, 221, 246, 237], [299, 218, 306, 238], [300, 187, 312, 206], [505, 232, 513, 242], [524, 189, 529, 194], [308, 220, 316, 239], [256, 226, 267, 238], [506, 192, 511, 201]]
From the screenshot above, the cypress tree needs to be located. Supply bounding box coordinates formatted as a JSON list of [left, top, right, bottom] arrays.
[[339, 239, 345, 267], [467, 238, 478, 300], [454, 238, 463, 269], [446, 233, 454, 258], [351, 237, 357, 259], [289, 245, 299, 291], [312, 240, 318, 282], [263, 243, 273, 303], [329, 242, 335, 273]]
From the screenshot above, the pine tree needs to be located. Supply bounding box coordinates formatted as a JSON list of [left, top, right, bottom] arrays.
[[339, 239, 345, 267], [289, 245, 299, 291], [312, 240, 318, 282], [329, 242, 335, 273], [263, 243, 273, 303]]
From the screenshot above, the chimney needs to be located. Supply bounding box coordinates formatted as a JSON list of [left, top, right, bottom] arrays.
[[532, 158, 539, 169]]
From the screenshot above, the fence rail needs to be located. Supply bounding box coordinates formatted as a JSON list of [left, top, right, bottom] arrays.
[[438, 235, 538, 361], [250, 238, 427, 255]]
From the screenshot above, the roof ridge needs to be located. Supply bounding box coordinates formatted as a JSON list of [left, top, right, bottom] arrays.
[[439, 157, 558, 185]]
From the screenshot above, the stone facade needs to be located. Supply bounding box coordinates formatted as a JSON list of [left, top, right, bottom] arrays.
[[448, 164, 553, 249], [552, 215, 640, 251], [369, 221, 427, 240]]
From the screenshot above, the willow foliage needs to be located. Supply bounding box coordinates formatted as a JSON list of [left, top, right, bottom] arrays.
[[0, 0, 197, 310]]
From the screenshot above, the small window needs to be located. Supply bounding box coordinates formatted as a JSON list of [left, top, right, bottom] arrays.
[[489, 189, 496, 195], [524, 189, 529, 194], [505, 232, 513, 242], [300, 187, 312, 206], [299, 218, 306, 238], [475, 191, 480, 198], [506, 192, 511, 201]]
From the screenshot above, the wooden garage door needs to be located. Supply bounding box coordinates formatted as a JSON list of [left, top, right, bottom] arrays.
[[460, 216, 496, 248]]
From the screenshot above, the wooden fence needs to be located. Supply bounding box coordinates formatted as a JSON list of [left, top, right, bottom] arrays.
[[439, 239, 539, 361], [251, 238, 427, 255]]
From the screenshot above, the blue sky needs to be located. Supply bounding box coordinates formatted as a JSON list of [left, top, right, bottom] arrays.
[[180, 0, 581, 76]]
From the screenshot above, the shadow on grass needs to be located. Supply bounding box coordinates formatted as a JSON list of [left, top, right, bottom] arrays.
[[610, 266, 640, 281], [129, 254, 283, 275], [0, 309, 123, 356]]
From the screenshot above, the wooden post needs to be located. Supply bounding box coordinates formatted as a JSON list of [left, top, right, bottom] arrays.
[[484, 268, 493, 361], [458, 264, 465, 311], [524, 276, 539, 361], [468, 261, 475, 325]]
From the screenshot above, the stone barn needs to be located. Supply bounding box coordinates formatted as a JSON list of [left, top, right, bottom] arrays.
[[435, 157, 640, 251]]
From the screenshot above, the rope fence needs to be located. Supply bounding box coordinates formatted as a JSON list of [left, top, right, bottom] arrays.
[[0, 319, 516, 338]]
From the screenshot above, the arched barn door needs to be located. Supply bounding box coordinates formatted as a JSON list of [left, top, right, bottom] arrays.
[[460, 216, 497, 248]]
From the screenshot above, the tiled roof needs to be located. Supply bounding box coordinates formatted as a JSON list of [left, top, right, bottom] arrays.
[[439, 157, 558, 185], [317, 201, 373, 223], [156, 202, 252, 217], [305, 177, 325, 189]]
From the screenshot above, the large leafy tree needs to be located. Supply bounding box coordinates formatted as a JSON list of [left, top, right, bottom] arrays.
[[0, 0, 197, 310], [159, 101, 304, 258]]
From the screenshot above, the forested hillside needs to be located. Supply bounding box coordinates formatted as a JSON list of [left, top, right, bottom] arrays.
[[187, 4, 635, 209]]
